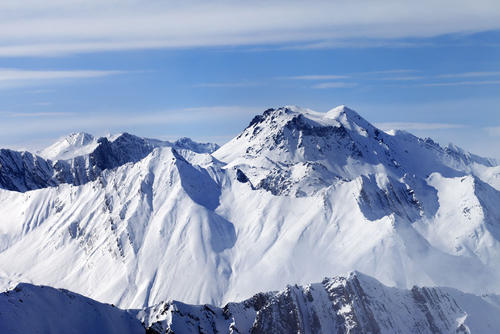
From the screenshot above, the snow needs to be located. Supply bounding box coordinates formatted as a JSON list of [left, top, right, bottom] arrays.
[[138, 271, 500, 333], [1, 105, 500, 315], [0, 283, 143, 334], [38, 132, 98, 160], [5, 272, 500, 333]]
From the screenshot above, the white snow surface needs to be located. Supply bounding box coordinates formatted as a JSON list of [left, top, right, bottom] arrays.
[[1, 105, 500, 311], [3, 271, 500, 334], [139, 271, 500, 334], [38, 132, 99, 160], [38, 132, 219, 161], [0, 283, 143, 334]]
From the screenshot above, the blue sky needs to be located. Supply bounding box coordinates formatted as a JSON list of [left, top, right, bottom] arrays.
[[1, 1, 500, 158]]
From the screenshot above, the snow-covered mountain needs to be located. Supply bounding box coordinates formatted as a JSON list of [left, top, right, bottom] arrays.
[[3, 272, 500, 334], [141, 271, 500, 334], [38, 132, 99, 160], [0, 282, 144, 334], [1, 105, 500, 312], [0, 132, 219, 192]]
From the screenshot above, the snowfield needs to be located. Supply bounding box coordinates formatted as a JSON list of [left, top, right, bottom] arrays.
[[1, 105, 500, 316]]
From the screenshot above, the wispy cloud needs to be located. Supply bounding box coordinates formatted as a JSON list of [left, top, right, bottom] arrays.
[[376, 122, 465, 131], [193, 82, 259, 88], [281, 69, 500, 89], [7, 111, 75, 117], [276, 40, 428, 50], [437, 71, 500, 78], [0, 68, 125, 88], [421, 80, 500, 87], [0, 1, 499, 56], [284, 75, 350, 80], [379, 76, 424, 81], [0, 106, 263, 138], [312, 82, 357, 89], [358, 69, 418, 75], [0, 69, 124, 81]]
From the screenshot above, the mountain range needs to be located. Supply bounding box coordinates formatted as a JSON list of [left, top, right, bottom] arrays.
[[1, 105, 500, 332], [3, 272, 500, 333]]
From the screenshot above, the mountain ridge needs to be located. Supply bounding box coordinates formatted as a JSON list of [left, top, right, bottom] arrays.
[[1, 105, 500, 311], [0, 133, 219, 192], [3, 271, 500, 334]]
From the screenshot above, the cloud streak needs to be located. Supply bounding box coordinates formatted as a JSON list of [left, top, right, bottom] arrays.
[[437, 71, 500, 78], [379, 76, 424, 81], [376, 122, 465, 131], [284, 75, 350, 80], [312, 82, 357, 89], [0, 68, 125, 89], [0, 106, 262, 138], [7, 111, 75, 117], [0, 1, 499, 56], [0, 69, 124, 81], [192, 82, 260, 88], [421, 80, 500, 87]]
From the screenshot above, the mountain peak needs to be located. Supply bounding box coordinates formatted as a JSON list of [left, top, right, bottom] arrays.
[[38, 132, 98, 160], [65, 132, 95, 145], [173, 137, 220, 154], [325, 105, 358, 119], [216, 105, 374, 165]]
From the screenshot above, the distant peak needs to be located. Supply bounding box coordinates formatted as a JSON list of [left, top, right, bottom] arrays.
[[246, 106, 315, 129], [175, 137, 195, 145], [38, 132, 98, 160], [325, 105, 359, 120], [173, 137, 220, 154], [65, 132, 94, 145]]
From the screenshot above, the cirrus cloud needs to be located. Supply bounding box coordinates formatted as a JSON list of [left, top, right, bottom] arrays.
[[0, 1, 499, 57], [0, 68, 126, 88]]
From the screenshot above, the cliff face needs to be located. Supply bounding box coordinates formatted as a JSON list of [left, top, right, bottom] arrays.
[[140, 272, 500, 334]]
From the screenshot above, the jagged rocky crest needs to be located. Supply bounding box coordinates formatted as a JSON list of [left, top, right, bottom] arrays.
[[141, 271, 500, 334], [3, 272, 500, 334]]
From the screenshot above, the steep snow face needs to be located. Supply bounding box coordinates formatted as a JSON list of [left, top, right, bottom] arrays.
[[1, 105, 500, 310], [38, 132, 98, 160], [0, 283, 144, 334], [0, 147, 235, 307], [141, 271, 500, 334]]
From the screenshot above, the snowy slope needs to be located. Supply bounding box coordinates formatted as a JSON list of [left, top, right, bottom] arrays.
[[0, 283, 144, 334], [38, 132, 98, 160], [0, 147, 234, 308], [3, 272, 500, 334], [1, 105, 500, 311]]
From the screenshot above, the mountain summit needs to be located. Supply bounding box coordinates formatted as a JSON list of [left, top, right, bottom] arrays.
[[38, 132, 97, 160], [0, 105, 500, 310]]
